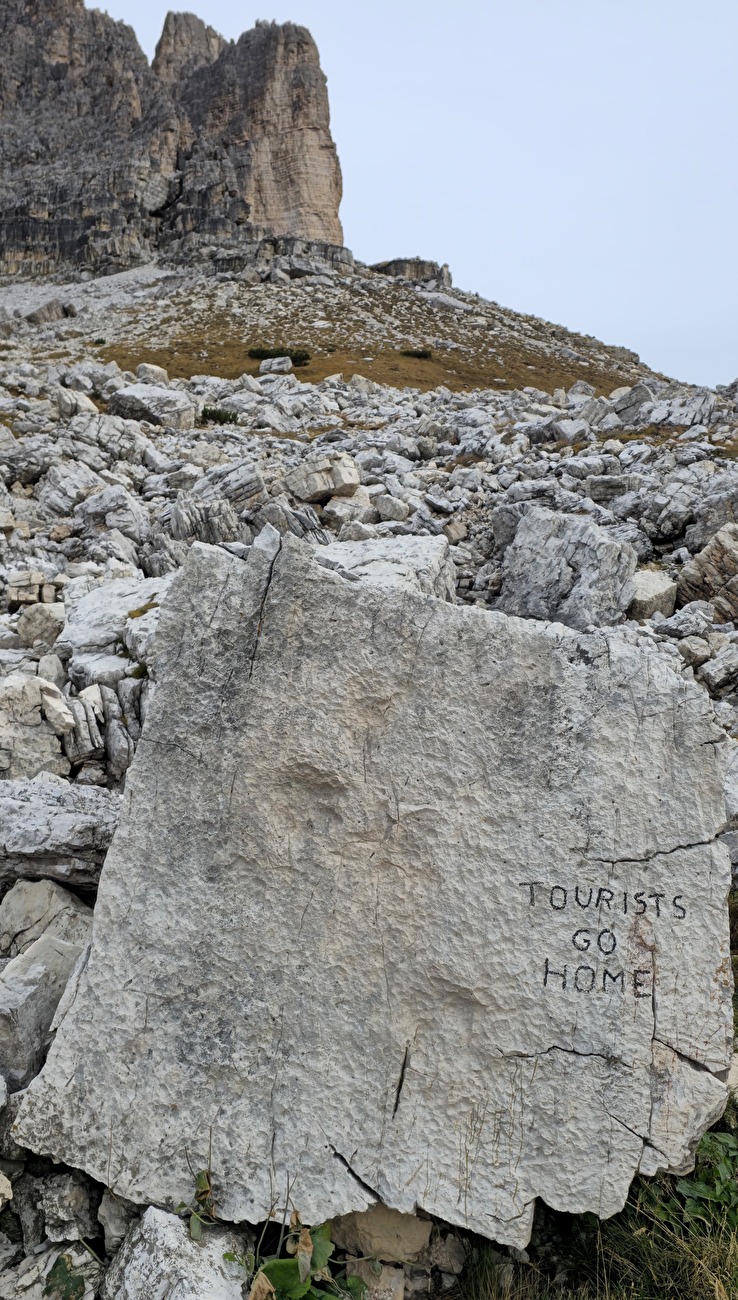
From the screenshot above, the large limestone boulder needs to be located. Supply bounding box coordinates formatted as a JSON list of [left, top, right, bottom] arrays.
[[496, 506, 637, 629], [15, 536, 732, 1249]]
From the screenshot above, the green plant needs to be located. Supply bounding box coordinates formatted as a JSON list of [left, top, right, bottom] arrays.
[[202, 406, 239, 425], [226, 1211, 367, 1300], [248, 347, 311, 368], [175, 1152, 217, 1243], [43, 1247, 104, 1300]]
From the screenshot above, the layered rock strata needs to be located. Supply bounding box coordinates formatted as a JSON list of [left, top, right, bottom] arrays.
[[0, 3, 343, 274]]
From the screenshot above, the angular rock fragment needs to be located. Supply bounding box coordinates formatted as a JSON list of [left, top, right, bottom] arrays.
[[0, 779, 119, 886], [101, 1208, 247, 1300], [108, 385, 196, 432], [318, 535, 456, 600], [41, 1171, 99, 1243], [0, 676, 71, 781], [284, 451, 360, 503], [0, 933, 89, 1090], [496, 506, 637, 629], [14, 538, 732, 1248], [678, 523, 738, 621], [0, 880, 92, 958], [628, 570, 677, 620]]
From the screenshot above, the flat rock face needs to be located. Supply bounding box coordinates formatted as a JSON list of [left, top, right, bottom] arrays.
[[0, 4, 343, 274], [15, 537, 733, 1248]]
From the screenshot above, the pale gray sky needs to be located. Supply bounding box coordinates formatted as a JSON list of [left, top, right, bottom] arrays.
[[98, 1, 737, 388]]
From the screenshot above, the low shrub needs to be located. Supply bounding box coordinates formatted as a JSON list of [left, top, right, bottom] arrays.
[[202, 406, 238, 425], [248, 347, 311, 368]]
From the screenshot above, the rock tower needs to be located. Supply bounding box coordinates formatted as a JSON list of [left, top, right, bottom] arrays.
[[0, 2, 344, 274]]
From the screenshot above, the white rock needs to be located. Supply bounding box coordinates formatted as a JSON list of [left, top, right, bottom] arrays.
[[135, 362, 169, 384], [260, 355, 293, 374], [0, 675, 70, 781], [497, 507, 637, 630], [56, 574, 171, 684], [37, 679, 76, 736], [15, 539, 732, 1248], [16, 603, 66, 649], [0, 1243, 97, 1300], [318, 535, 456, 601], [108, 384, 195, 431], [284, 452, 360, 503], [101, 1208, 247, 1300], [628, 570, 678, 620], [0, 778, 119, 886], [376, 494, 410, 522], [0, 880, 93, 958], [0, 933, 89, 1089]]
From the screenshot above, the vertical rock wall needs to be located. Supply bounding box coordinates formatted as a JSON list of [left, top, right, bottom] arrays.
[[0, 3, 344, 274]]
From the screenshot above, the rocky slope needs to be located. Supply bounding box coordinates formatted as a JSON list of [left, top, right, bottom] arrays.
[[0, 3, 343, 275]]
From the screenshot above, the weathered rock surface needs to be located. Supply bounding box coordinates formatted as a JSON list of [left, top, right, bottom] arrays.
[[0, 931, 89, 1090], [0, 4, 343, 274], [678, 523, 738, 621], [0, 779, 120, 886], [496, 507, 637, 629], [0, 879, 92, 957], [15, 536, 732, 1248], [0, 676, 71, 781], [108, 385, 196, 431], [101, 1207, 247, 1300]]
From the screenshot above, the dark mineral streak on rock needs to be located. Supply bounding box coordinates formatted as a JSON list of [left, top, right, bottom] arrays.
[[0, 2, 344, 275]]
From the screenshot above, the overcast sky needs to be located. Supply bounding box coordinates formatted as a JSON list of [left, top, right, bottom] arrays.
[[99, 0, 738, 388]]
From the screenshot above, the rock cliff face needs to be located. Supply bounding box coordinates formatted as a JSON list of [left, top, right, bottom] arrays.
[[0, 2, 344, 275]]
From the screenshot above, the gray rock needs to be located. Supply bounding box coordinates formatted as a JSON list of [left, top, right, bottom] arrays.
[[0, 1242, 97, 1299], [0, 676, 70, 781], [284, 452, 360, 503], [108, 385, 196, 431], [0, 934, 88, 1090], [496, 507, 637, 630], [41, 1171, 98, 1243], [678, 524, 738, 621], [260, 355, 293, 374], [318, 535, 456, 600], [0, 779, 119, 887], [628, 571, 677, 620], [101, 1207, 247, 1300], [16, 603, 65, 650], [699, 645, 738, 696], [15, 538, 732, 1248], [98, 1190, 139, 1255], [0, 880, 92, 958]]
